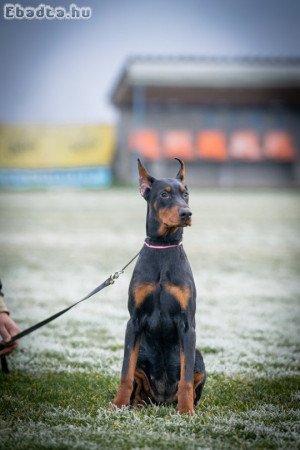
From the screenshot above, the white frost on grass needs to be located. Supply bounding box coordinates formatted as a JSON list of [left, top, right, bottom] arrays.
[[45, 406, 93, 422], [0, 190, 299, 377], [2, 403, 299, 449]]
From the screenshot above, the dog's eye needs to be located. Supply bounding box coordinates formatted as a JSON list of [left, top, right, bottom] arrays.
[[160, 191, 169, 198], [183, 192, 189, 199]]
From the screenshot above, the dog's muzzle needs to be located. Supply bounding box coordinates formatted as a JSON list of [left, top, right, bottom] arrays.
[[179, 207, 192, 226]]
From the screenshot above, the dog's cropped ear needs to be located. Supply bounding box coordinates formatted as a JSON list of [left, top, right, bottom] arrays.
[[175, 158, 186, 184], [137, 159, 155, 198]]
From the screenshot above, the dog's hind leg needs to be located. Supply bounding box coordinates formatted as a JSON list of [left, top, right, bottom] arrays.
[[194, 349, 206, 405]]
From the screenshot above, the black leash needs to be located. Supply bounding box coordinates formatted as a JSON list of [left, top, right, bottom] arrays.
[[0, 249, 141, 373]]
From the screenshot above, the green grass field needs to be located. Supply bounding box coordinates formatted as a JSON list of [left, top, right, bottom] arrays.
[[0, 188, 299, 449]]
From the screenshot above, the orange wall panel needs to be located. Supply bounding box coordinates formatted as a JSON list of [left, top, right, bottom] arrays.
[[162, 130, 194, 159], [263, 131, 295, 161], [197, 131, 227, 160], [128, 129, 160, 160], [229, 130, 261, 160]]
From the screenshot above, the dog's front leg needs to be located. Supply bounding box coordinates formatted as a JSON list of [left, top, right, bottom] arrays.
[[113, 318, 140, 407], [177, 325, 196, 415]]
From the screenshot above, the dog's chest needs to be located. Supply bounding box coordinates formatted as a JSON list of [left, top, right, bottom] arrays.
[[136, 283, 190, 344], [142, 283, 179, 316], [129, 247, 196, 322]]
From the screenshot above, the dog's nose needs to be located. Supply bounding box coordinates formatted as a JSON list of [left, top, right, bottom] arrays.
[[179, 208, 192, 220]]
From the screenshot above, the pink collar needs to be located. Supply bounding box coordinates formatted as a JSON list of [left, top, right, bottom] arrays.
[[144, 240, 182, 249]]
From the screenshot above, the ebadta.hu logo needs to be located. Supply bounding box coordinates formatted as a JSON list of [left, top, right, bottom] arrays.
[[3, 3, 92, 20]]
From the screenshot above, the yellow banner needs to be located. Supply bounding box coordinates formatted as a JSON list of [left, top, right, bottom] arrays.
[[0, 124, 115, 169]]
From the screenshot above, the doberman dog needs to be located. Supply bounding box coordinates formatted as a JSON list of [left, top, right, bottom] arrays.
[[113, 158, 206, 415]]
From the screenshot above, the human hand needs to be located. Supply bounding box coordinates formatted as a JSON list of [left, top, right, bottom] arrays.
[[0, 313, 21, 356]]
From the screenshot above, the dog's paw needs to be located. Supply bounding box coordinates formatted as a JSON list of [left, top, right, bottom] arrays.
[[177, 381, 194, 415], [113, 396, 130, 408], [177, 404, 195, 415], [109, 402, 129, 411], [113, 382, 133, 407]]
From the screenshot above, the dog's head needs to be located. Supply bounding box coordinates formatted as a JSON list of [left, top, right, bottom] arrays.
[[137, 158, 192, 236]]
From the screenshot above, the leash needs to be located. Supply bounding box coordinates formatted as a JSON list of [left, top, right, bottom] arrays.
[[0, 249, 141, 373]]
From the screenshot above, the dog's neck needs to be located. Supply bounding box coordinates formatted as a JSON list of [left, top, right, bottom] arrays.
[[146, 204, 183, 246]]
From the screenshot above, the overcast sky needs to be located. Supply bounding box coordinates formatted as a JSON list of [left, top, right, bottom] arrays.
[[0, 0, 299, 124]]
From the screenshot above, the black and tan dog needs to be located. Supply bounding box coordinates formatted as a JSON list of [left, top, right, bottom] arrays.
[[113, 158, 206, 414]]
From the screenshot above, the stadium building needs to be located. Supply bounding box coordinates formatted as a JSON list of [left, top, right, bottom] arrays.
[[111, 56, 300, 187]]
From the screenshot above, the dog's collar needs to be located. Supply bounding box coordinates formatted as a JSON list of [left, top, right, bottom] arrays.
[[144, 239, 182, 249]]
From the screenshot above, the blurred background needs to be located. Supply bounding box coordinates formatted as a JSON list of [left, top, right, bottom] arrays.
[[0, 0, 300, 188]]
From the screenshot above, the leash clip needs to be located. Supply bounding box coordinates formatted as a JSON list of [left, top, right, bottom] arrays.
[[108, 270, 124, 285]]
